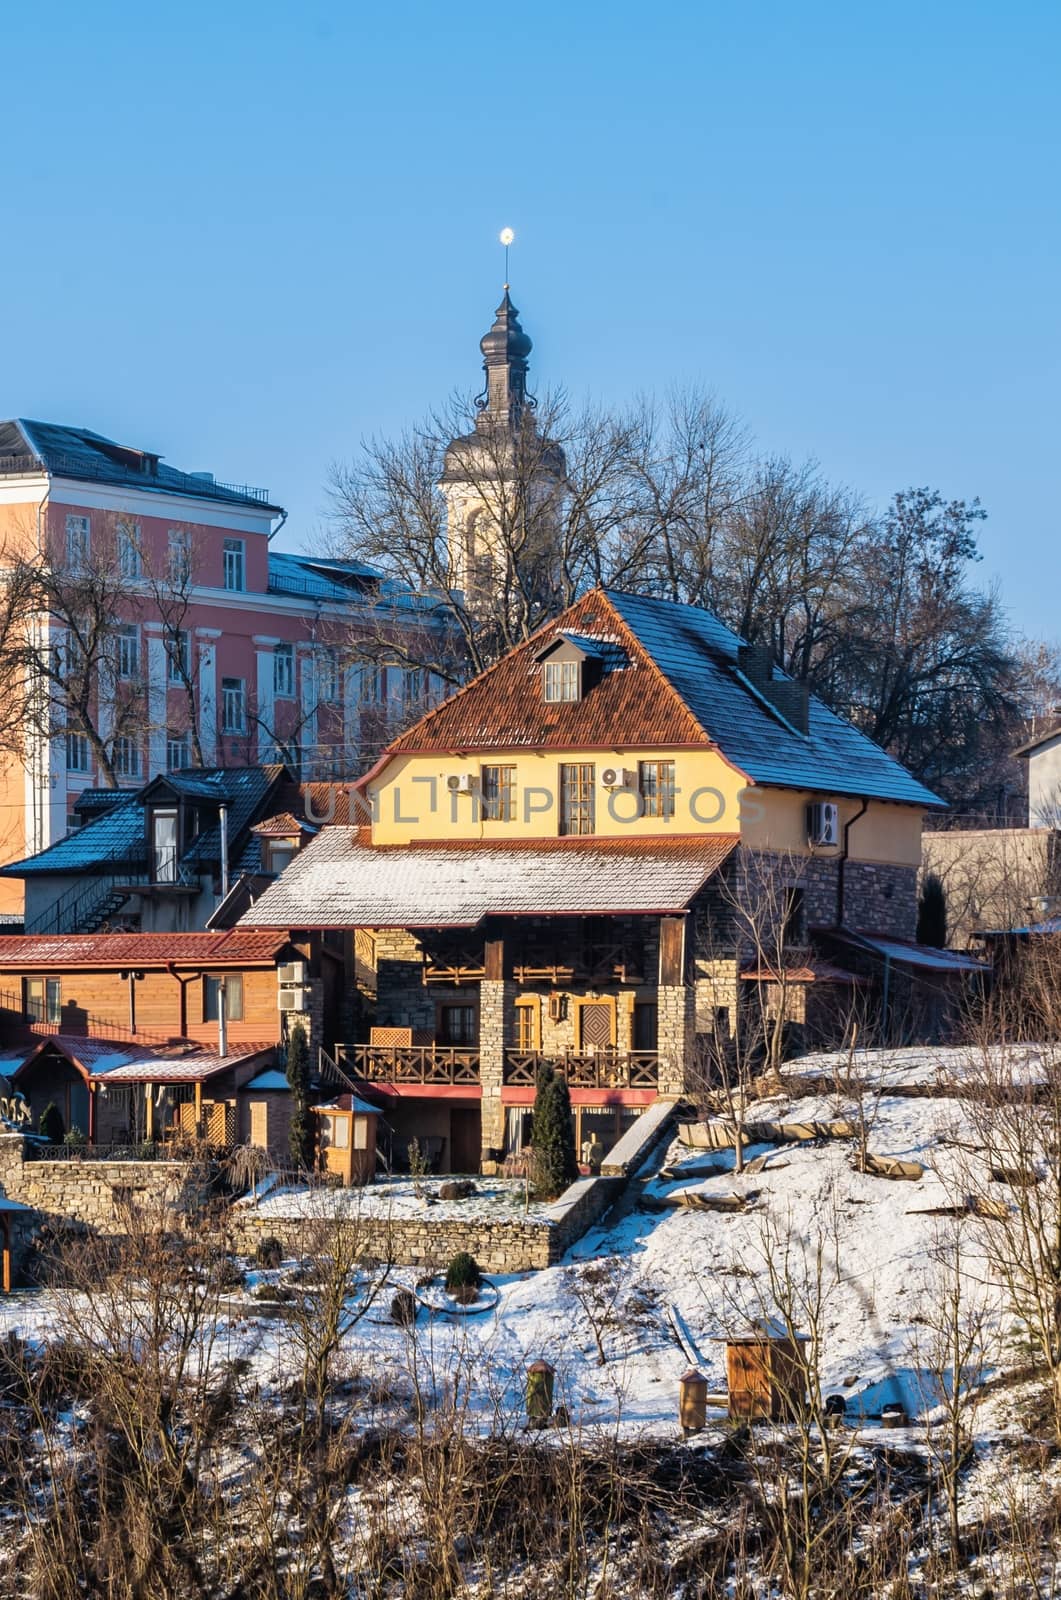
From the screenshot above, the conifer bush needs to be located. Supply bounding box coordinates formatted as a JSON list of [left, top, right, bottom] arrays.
[[917, 872, 948, 948], [285, 1021, 314, 1170], [444, 1251, 482, 1303], [530, 1065, 578, 1199], [39, 1103, 64, 1145]]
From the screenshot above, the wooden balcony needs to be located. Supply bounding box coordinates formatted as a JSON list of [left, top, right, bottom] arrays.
[[503, 1051, 660, 1090], [337, 1044, 481, 1086]]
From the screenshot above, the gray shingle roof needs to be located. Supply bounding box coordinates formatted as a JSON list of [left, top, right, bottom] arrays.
[[603, 590, 942, 807], [0, 419, 283, 513], [240, 829, 739, 928]]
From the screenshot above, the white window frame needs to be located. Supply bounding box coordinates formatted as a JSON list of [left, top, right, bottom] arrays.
[[168, 528, 191, 584], [113, 736, 141, 779], [167, 629, 190, 684], [317, 649, 340, 704], [117, 625, 140, 681], [65, 514, 91, 572], [221, 677, 246, 734], [543, 659, 580, 703], [66, 731, 91, 773], [274, 643, 294, 699], [117, 521, 142, 579], [166, 730, 191, 771], [223, 538, 245, 592]]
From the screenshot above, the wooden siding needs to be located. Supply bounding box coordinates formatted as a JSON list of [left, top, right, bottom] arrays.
[[0, 965, 280, 1047]]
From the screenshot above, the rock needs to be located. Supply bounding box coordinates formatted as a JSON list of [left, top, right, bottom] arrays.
[[439, 1180, 477, 1201]]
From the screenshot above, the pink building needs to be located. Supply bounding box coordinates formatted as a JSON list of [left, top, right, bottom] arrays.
[[0, 420, 441, 917]]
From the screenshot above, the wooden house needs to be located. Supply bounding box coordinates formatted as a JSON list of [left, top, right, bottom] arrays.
[[314, 1093, 380, 1184], [725, 1323, 809, 1421]]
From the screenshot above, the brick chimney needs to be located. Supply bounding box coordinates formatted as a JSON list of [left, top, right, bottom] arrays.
[[737, 643, 810, 735]]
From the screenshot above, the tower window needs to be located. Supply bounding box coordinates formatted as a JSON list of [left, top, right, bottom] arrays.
[[543, 660, 580, 703]]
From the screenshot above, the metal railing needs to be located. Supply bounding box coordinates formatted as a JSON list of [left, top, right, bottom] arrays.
[[338, 1044, 481, 1086], [503, 1051, 660, 1090], [0, 451, 272, 505]]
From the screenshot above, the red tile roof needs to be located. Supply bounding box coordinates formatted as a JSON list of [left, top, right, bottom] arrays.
[[251, 812, 316, 838], [0, 930, 290, 970]]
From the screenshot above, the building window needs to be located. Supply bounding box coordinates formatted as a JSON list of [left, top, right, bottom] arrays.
[[65, 515, 90, 571], [117, 625, 140, 680], [438, 1004, 476, 1045], [514, 999, 539, 1051], [221, 677, 246, 734], [481, 764, 516, 822], [403, 667, 424, 705], [25, 977, 61, 1025], [152, 807, 179, 883], [223, 538, 245, 592], [167, 629, 190, 683], [362, 663, 386, 703], [166, 730, 191, 771], [264, 837, 297, 875], [633, 1002, 658, 1051], [543, 659, 580, 703], [113, 736, 141, 779], [782, 886, 806, 946], [318, 649, 340, 704], [168, 529, 191, 583], [66, 731, 91, 773], [559, 762, 595, 836], [203, 973, 244, 1023], [117, 521, 142, 579], [639, 760, 676, 819], [274, 643, 294, 698]]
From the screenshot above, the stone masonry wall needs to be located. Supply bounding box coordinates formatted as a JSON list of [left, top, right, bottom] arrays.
[[374, 930, 436, 1035], [0, 1135, 206, 1235], [479, 978, 515, 1157]]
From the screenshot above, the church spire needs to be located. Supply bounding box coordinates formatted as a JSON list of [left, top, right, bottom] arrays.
[[476, 286, 533, 427]]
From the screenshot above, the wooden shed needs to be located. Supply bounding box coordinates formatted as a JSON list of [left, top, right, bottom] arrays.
[[314, 1094, 380, 1185], [724, 1321, 809, 1421]]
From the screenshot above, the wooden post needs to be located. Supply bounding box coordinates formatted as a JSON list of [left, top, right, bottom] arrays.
[[484, 937, 505, 981], [88, 1083, 96, 1145], [145, 1085, 154, 1142], [2, 1216, 11, 1295], [659, 916, 687, 986], [194, 1080, 203, 1132]]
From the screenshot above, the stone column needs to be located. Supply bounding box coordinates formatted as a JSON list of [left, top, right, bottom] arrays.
[[657, 983, 696, 1096], [143, 622, 168, 777], [196, 628, 222, 763], [254, 635, 280, 762], [479, 937, 514, 1163]]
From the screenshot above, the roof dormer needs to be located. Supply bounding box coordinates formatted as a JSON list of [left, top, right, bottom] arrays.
[[533, 632, 609, 704]]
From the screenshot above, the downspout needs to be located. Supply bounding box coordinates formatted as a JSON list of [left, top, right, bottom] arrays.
[[219, 804, 230, 899], [218, 976, 228, 1059], [836, 798, 870, 929], [267, 508, 288, 543]]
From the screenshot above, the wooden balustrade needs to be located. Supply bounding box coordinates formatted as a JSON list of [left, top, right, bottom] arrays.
[[338, 1044, 481, 1086], [502, 1051, 660, 1089]]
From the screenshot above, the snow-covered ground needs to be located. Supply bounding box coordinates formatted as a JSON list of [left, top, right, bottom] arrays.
[[237, 1175, 552, 1223]]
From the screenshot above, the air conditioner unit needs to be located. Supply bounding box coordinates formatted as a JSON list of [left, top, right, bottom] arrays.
[[277, 960, 306, 986], [600, 767, 636, 790], [278, 985, 308, 1012], [446, 772, 479, 794], [806, 801, 840, 848]]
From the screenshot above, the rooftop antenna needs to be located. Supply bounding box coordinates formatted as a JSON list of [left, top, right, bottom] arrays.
[[499, 227, 514, 287]]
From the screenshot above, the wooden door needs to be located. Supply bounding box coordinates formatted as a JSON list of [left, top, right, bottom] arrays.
[[579, 1002, 612, 1051], [249, 1100, 268, 1149], [449, 1107, 482, 1173]]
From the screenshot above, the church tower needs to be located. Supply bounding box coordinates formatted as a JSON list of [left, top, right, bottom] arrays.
[[440, 284, 564, 602]]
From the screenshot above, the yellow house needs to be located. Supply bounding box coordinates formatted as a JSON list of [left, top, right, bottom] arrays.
[[243, 587, 960, 1172]]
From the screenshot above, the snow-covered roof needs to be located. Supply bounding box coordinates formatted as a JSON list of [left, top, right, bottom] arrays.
[[240, 829, 740, 928], [830, 930, 985, 973], [97, 1044, 274, 1084]]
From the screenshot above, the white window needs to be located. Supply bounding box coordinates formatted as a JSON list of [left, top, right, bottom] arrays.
[[362, 663, 385, 703], [404, 667, 424, 705], [221, 677, 246, 733], [167, 730, 190, 771], [114, 736, 141, 779], [274, 643, 294, 698], [117, 521, 142, 579], [117, 625, 140, 680], [65, 515, 90, 571], [223, 538, 245, 592], [66, 732, 91, 773], [318, 649, 340, 704], [167, 629, 189, 683], [168, 529, 191, 584], [543, 659, 580, 703]]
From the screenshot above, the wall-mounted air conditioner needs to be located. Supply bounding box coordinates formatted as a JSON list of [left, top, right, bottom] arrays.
[[278, 985, 308, 1012], [277, 960, 306, 986], [806, 801, 840, 848], [446, 773, 479, 794], [600, 767, 636, 791]]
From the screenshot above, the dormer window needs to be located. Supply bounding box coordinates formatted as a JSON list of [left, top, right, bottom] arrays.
[[543, 660, 580, 703]]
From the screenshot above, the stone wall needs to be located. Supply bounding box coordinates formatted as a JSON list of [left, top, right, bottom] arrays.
[[0, 1135, 206, 1235], [230, 1173, 624, 1274], [479, 978, 515, 1157], [375, 930, 436, 1034]]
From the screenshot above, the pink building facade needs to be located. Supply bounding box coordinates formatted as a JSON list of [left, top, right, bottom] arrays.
[[0, 420, 440, 914]]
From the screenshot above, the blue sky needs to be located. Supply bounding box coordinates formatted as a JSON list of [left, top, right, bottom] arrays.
[[3, 0, 1058, 643]]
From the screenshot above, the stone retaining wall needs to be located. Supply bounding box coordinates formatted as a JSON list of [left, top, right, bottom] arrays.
[[0, 1135, 205, 1234]]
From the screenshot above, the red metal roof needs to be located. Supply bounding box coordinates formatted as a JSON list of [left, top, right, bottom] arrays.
[[0, 930, 289, 971]]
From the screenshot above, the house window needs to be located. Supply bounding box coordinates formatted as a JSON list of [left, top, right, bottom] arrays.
[[203, 973, 244, 1023], [117, 625, 140, 680], [639, 760, 676, 819], [318, 649, 340, 703], [559, 763, 595, 836], [404, 667, 424, 705], [65, 515, 90, 571], [166, 730, 191, 771], [265, 838, 297, 875], [25, 977, 61, 1026], [438, 1004, 476, 1045], [113, 736, 141, 778], [221, 678, 246, 734], [514, 999, 539, 1051], [167, 629, 189, 683], [152, 808, 179, 883], [274, 643, 294, 698], [362, 663, 386, 703], [66, 732, 91, 773], [543, 659, 580, 703], [321, 1113, 350, 1150], [633, 1002, 658, 1051], [223, 538, 245, 592], [481, 764, 515, 822], [117, 521, 141, 579], [168, 529, 191, 583]]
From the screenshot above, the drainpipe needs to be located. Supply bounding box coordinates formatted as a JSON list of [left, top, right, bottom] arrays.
[[836, 798, 870, 929], [218, 976, 228, 1059], [219, 804, 229, 899]]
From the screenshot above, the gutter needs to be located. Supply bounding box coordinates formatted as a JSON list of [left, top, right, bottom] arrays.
[[836, 797, 869, 928]]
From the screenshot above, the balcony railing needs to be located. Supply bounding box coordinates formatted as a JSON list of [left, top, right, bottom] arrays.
[[338, 1044, 481, 1086], [503, 1051, 660, 1090]]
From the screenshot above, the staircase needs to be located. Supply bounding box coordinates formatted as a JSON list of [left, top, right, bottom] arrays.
[[25, 876, 132, 938]]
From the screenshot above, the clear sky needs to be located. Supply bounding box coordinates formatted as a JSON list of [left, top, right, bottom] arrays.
[[3, 0, 1057, 645]]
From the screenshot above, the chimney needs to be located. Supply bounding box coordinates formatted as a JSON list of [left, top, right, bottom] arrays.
[[737, 643, 774, 692], [737, 643, 810, 735]]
